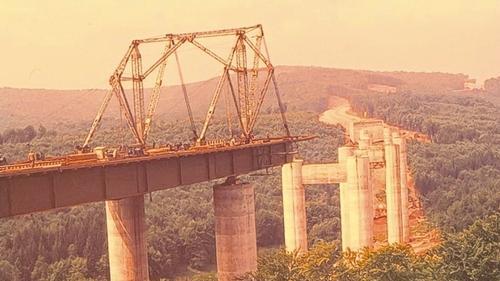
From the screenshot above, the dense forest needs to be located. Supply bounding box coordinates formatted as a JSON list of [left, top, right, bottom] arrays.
[[0, 112, 344, 281], [0, 125, 56, 145], [243, 213, 498, 281], [0, 66, 471, 131], [1, 87, 499, 280], [485, 76, 500, 96], [349, 93, 500, 231]]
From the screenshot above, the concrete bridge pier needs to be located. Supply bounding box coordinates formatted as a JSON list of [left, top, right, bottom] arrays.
[[105, 195, 149, 281], [281, 158, 308, 253], [358, 129, 372, 151], [338, 147, 355, 251], [345, 155, 374, 251], [384, 128, 403, 244], [392, 131, 410, 243], [213, 179, 257, 281]]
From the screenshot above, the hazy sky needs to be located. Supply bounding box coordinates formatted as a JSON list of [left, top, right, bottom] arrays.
[[1, 0, 499, 89]]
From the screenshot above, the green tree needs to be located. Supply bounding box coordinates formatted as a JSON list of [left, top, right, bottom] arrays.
[[355, 245, 430, 281], [242, 249, 303, 281], [298, 241, 341, 281], [434, 213, 500, 281], [0, 260, 21, 281], [44, 257, 92, 281], [31, 256, 49, 281], [38, 125, 47, 138]]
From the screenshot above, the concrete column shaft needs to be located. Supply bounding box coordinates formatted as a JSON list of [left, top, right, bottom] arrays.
[[356, 155, 374, 248], [346, 157, 361, 250], [393, 134, 410, 243], [214, 182, 257, 281], [345, 155, 373, 251], [281, 159, 308, 253], [384, 142, 403, 244], [106, 195, 149, 281], [339, 183, 350, 251], [338, 147, 355, 251], [358, 129, 371, 151]]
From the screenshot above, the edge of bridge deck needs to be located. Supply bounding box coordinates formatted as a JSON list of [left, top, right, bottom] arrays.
[[0, 136, 312, 219]]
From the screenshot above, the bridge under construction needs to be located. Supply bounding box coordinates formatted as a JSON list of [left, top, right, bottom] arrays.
[[0, 25, 311, 281], [0, 25, 412, 281]]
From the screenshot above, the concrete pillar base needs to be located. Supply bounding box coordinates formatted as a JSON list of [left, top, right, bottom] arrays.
[[106, 195, 149, 281], [214, 180, 257, 281]]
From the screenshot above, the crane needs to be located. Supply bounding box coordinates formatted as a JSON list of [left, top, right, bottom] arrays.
[[83, 25, 290, 148]]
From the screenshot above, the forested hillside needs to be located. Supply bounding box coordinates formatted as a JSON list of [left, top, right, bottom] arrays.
[[349, 93, 500, 231], [0, 66, 472, 131], [243, 213, 499, 281], [0, 111, 345, 281], [242, 91, 500, 281], [1, 67, 498, 280], [485, 76, 500, 96]]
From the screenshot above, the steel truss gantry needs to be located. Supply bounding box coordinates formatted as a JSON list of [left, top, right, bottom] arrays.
[[83, 24, 290, 147]]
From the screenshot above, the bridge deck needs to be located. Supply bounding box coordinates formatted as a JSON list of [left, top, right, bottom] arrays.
[[0, 137, 310, 219]]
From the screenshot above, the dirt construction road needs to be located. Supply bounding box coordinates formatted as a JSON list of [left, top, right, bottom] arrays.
[[319, 96, 361, 128]]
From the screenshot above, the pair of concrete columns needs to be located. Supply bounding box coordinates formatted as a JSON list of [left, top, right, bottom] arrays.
[[281, 128, 410, 253], [103, 128, 411, 280], [282, 151, 373, 252], [105, 180, 257, 281], [282, 153, 374, 253]]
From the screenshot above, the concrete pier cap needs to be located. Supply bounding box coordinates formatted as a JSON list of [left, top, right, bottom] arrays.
[[358, 129, 371, 150], [392, 131, 401, 139], [383, 127, 393, 144], [338, 146, 355, 163]]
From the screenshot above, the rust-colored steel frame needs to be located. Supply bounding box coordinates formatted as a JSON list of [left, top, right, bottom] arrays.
[[83, 24, 290, 147]]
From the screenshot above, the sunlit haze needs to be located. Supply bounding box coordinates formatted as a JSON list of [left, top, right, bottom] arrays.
[[1, 0, 499, 89]]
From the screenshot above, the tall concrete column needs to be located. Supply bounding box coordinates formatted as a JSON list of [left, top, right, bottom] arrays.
[[213, 180, 257, 281], [356, 155, 374, 248], [358, 129, 375, 246], [384, 128, 403, 244], [358, 129, 371, 151], [338, 146, 354, 251], [345, 155, 374, 251], [281, 158, 308, 253], [393, 132, 410, 243], [106, 195, 149, 281]]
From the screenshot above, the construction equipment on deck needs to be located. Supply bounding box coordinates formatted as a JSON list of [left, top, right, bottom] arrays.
[[83, 25, 290, 148]]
